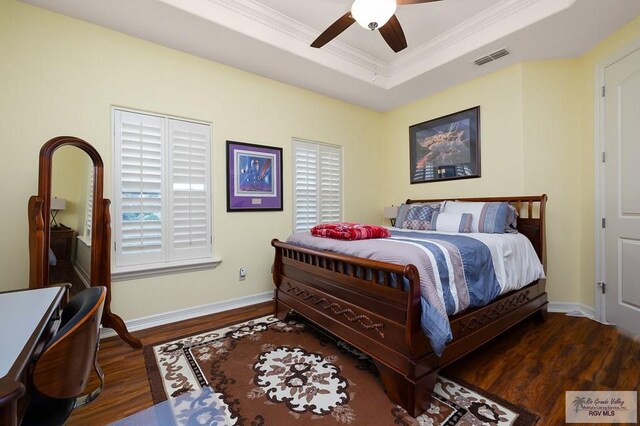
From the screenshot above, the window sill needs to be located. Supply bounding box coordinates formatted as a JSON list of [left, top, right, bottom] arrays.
[[111, 257, 222, 282], [77, 235, 91, 247]]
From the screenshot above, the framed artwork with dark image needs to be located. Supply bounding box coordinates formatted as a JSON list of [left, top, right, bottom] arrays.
[[226, 141, 283, 211], [409, 106, 480, 184]]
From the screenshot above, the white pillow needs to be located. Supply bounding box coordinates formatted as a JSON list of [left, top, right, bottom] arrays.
[[441, 201, 510, 233], [427, 212, 473, 233]]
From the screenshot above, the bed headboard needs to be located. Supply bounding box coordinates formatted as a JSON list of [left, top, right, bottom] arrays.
[[406, 195, 547, 270]]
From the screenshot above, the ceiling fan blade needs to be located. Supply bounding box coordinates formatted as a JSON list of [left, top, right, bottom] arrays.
[[311, 12, 356, 48], [396, 0, 442, 5], [379, 15, 407, 53]]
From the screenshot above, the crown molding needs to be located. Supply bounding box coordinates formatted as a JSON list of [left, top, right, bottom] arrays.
[[159, 0, 385, 84], [160, 0, 576, 89], [18, 0, 640, 111], [210, 0, 394, 80], [386, 0, 577, 87]]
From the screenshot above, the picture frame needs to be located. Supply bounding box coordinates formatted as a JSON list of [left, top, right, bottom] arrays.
[[409, 106, 480, 184], [226, 141, 283, 211]]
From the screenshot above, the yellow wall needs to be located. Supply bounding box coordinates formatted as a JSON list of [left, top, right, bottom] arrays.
[[2, 0, 640, 319], [520, 59, 586, 305], [380, 64, 584, 295], [381, 16, 640, 306], [0, 0, 384, 318], [381, 64, 525, 201], [382, 63, 590, 303]]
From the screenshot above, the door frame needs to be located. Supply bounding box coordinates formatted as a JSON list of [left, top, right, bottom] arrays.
[[594, 37, 640, 323]]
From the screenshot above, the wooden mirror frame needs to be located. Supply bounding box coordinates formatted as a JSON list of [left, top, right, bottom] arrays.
[[28, 136, 141, 348]]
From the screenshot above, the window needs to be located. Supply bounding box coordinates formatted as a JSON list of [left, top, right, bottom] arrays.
[[84, 164, 94, 241], [292, 139, 342, 231], [112, 109, 213, 274]]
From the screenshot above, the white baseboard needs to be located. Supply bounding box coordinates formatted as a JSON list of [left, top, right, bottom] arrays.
[[548, 301, 596, 320], [100, 297, 601, 340], [100, 291, 273, 339], [72, 261, 91, 289]]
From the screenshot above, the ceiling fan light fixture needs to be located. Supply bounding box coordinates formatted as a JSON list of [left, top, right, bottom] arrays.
[[351, 0, 397, 31]]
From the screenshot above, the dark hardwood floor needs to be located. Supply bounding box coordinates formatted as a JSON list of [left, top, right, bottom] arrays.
[[68, 304, 640, 425]]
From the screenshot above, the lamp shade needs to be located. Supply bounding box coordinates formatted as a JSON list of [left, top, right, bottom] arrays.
[[351, 0, 397, 30], [383, 205, 399, 219], [50, 197, 67, 211]]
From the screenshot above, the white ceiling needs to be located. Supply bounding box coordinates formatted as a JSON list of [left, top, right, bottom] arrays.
[[20, 0, 640, 111]]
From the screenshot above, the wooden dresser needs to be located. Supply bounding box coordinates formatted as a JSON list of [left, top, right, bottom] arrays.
[[49, 226, 75, 284]]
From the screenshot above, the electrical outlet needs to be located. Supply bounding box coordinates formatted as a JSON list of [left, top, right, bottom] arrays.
[[239, 267, 246, 281]]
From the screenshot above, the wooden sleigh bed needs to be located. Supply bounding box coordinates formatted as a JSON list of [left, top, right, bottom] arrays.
[[271, 195, 547, 417]]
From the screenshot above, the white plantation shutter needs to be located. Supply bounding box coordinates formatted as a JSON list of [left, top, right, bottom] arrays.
[[319, 145, 341, 223], [114, 110, 165, 266], [293, 141, 318, 231], [169, 119, 211, 260], [113, 109, 212, 270], [85, 164, 94, 239], [292, 139, 342, 232]]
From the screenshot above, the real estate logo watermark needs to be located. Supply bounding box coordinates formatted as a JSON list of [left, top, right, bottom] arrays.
[[566, 391, 637, 423]]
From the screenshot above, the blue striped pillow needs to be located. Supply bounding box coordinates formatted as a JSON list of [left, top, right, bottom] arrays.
[[505, 204, 518, 233]]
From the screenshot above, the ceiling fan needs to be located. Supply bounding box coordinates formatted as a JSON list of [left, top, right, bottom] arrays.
[[311, 0, 442, 53]]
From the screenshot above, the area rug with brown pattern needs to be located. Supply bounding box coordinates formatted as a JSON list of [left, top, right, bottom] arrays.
[[143, 315, 538, 425]]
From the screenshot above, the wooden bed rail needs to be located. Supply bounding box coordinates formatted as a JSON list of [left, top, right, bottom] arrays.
[[272, 238, 425, 356], [272, 239, 417, 287]]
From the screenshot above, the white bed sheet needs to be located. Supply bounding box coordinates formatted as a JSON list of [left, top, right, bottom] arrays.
[[390, 228, 545, 294]]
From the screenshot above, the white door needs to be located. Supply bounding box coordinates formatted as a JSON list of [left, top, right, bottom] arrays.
[[604, 47, 640, 334]]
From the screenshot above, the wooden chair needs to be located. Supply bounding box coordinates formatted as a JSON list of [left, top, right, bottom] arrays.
[[21, 286, 107, 426]]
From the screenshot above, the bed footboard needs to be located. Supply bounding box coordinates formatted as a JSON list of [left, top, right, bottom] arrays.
[[272, 238, 440, 415], [272, 239, 428, 358]]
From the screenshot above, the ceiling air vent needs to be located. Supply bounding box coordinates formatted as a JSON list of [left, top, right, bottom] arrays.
[[474, 48, 510, 66]]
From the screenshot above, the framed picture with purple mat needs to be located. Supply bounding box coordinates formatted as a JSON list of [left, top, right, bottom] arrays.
[[226, 141, 283, 212]]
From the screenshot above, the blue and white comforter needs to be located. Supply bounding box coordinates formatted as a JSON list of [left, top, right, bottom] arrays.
[[286, 228, 545, 356]]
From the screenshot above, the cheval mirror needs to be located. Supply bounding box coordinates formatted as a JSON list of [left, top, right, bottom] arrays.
[[28, 136, 141, 348]]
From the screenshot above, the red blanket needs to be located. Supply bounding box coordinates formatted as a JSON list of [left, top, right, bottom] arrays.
[[310, 222, 391, 240]]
